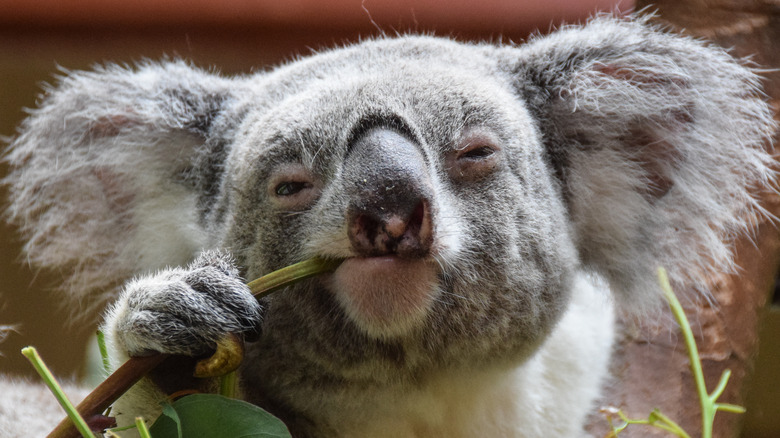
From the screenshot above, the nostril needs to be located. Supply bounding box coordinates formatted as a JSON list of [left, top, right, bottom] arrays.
[[347, 199, 433, 258], [398, 200, 432, 257], [342, 128, 436, 258], [405, 201, 425, 238], [352, 213, 380, 250]]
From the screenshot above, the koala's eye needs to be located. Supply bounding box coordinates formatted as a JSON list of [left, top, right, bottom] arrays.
[[459, 146, 495, 160], [275, 181, 312, 196], [447, 130, 502, 181], [268, 164, 320, 210]]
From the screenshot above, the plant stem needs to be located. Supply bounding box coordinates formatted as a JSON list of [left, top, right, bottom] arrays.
[[247, 257, 343, 298], [657, 267, 724, 438], [21, 347, 95, 438], [135, 417, 151, 438], [47, 354, 167, 438], [45, 256, 343, 438], [96, 330, 111, 376], [219, 371, 238, 399], [609, 408, 691, 438], [651, 409, 692, 438]]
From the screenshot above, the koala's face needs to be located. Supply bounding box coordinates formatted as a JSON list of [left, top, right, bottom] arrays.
[[221, 38, 578, 377]]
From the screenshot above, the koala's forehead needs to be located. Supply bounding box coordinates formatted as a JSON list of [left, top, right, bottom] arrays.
[[264, 35, 500, 91], [232, 36, 528, 164]]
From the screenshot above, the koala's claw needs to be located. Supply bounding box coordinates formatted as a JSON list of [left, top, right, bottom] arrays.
[[194, 333, 245, 378], [107, 250, 262, 359]]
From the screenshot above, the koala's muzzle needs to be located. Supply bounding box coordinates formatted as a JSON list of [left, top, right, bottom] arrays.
[[331, 128, 440, 337], [343, 128, 434, 259]]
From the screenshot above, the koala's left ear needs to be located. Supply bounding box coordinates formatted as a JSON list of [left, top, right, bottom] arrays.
[[4, 61, 244, 308], [502, 16, 776, 308]]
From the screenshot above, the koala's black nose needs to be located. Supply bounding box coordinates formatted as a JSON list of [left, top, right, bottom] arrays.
[[343, 128, 434, 258]]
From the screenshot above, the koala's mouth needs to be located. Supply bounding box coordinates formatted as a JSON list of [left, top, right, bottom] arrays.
[[329, 255, 439, 338]]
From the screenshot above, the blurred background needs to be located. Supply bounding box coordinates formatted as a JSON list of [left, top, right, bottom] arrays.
[[0, 1, 777, 436]]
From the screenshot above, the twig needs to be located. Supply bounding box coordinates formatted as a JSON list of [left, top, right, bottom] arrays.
[[46, 256, 342, 438], [48, 354, 167, 438], [246, 257, 343, 297]]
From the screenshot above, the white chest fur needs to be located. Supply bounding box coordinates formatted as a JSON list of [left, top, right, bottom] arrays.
[[319, 273, 615, 438]]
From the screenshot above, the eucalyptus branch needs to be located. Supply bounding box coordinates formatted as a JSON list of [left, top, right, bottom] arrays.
[[247, 257, 343, 297], [47, 353, 166, 438], [45, 256, 343, 438]]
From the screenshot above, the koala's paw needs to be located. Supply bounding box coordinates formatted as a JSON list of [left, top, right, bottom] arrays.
[[106, 250, 261, 358]]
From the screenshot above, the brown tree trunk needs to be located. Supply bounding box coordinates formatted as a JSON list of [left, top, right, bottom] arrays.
[[587, 1, 780, 437]]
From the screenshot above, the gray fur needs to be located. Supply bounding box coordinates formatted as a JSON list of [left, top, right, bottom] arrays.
[[112, 250, 260, 357], [3, 15, 775, 437]]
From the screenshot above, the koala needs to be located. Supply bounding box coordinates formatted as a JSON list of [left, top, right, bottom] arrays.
[[3, 15, 775, 437]]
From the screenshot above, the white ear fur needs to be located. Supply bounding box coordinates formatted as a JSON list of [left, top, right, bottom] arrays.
[[4, 62, 237, 308], [513, 16, 776, 309]]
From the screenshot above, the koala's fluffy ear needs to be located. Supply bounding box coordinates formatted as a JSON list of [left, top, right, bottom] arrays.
[[505, 16, 776, 308], [4, 62, 240, 306]]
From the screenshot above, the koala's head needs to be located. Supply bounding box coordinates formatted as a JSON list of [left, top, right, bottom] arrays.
[[222, 39, 576, 348], [4, 17, 774, 372]]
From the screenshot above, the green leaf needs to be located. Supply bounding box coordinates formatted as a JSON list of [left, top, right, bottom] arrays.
[[149, 394, 291, 438], [151, 402, 183, 438]]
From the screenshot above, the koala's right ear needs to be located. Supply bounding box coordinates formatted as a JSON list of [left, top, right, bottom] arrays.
[[4, 62, 242, 306], [501, 16, 776, 310]]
